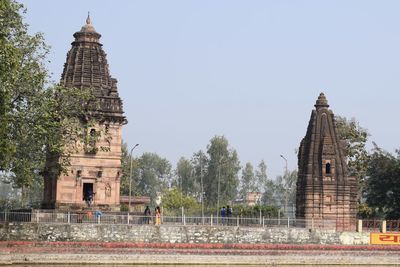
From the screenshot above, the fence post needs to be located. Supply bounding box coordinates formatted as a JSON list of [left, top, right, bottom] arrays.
[[287, 217, 290, 228], [381, 220, 387, 233], [67, 212, 70, 224], [237, 215, 239, 227], [259, 209, 262, 225], [5, 210, 7, 223], [211, 214, 213, 226], [183, 215, 186, 226], [357, 219, 362, 233], [127, 212, 130, 225], [278, 210, 281, 225], [36, 210, 39, 223], [262, 216, 265, 228], [97, 215, 100, 225]]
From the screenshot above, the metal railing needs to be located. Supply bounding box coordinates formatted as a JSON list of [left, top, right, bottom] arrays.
[[0, 210, 339, 230], [362, 219, 383, 232], [362, 219, 400, 232], [387, 220, 400, 232]]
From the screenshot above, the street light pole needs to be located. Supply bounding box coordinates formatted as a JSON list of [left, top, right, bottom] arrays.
[[280, 154, 288, 216], [128, 143, 139, 212], [217, 163, 221, 222], [181, 169, 184, 220], [280, 155, 288, 175], [200, 154, 204, 224]]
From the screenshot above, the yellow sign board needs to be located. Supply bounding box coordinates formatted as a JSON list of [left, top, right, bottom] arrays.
[[370, 233, 400, 245]]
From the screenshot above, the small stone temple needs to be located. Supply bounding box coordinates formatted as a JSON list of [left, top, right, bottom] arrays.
[[296, 93, 357, 231], [42, 16, 126, 211]]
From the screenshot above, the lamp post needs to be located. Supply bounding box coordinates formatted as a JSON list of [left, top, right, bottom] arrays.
[[180, 169, 184, 220], [280, 155, 288, 175], [217, 163, 221, 221], [280, 154, 288, 217], [200, 153, 204, 224], [128, 143, 139, 212]]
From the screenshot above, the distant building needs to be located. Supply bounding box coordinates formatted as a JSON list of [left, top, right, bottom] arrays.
[[246, 192, 262, 206], [120, 196, 151, 213], [296, 93, 357, 231], [42, 16, 126, 211]]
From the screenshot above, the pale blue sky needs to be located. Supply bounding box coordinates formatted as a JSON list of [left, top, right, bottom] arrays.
[[21, 0, 400, 179]]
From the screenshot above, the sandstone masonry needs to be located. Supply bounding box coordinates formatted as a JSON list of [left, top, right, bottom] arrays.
[[42, 15, 126, 211], [0, 223, 369, 245], [296, 93, 357, 231]]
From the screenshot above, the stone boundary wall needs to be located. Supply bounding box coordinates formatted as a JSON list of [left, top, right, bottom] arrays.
[[0, 223, 370, 245]]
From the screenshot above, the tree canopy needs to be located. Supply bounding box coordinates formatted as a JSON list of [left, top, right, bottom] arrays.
[[0, 0, 93, 192], [239, 162, 255, 200], [364, 147, 400, 219], [125, 152, 172, 203], [1, 0, 49, 185], [203, 136, 241, 207], [175, 157, 198, 197], [335, 116, 370, 192]]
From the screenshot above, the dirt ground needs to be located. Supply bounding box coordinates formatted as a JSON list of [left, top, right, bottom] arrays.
[[1, 242, 400, 266], [2, 252, 400, 266]]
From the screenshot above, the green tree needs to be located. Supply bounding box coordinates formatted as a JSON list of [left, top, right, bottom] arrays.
[[204, 136, 241, 207], [0, 0, 46, 169], [335, 116, 370, 193], [255, 160, 268, 193], [235, 204, 279, 218], [239, 162, 255, 200], [0, 181, 23, 209], [261, 178, 277, 206], [161, 187, 200, 215], [175, 157, 198, 196], [274, 170, 297, 214], [1, 0, 49, 186], [133, 152, 171, 203], [364, 148, 400, 219], [255, 160, 278, 206], [119, 141, 131, 196], [0, 1, 93, 194], [190, 150, 208, 207]]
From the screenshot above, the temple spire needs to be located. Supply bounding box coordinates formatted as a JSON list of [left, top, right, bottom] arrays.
[[296, 93, 357, 231]]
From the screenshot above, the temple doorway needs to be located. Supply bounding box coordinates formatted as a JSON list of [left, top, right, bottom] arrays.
[[83, 183, 93, 206]]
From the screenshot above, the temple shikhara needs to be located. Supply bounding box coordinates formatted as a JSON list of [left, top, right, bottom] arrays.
[[296, 93, 357, 231], [42, 16, 126, 211]]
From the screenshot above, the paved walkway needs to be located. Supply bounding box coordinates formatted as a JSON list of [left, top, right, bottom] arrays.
[[1, 241, 399, 266]]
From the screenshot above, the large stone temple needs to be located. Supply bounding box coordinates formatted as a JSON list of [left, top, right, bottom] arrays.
[[42, 16, 126, 211], [296, 93, 357, 231]]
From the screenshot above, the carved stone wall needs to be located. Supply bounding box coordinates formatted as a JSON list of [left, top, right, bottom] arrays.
[[296, 93, 357, 231], [42, 16, 126, 211]]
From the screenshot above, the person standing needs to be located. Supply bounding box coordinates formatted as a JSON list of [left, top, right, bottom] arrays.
[[155, 206, 161, 225], [220, 206, 226, 225], [227, 205, 232, 225], [144, 206, 151, 224], [95, 210, 103, 223]]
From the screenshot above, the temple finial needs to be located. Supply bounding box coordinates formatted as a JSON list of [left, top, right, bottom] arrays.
[[314, 92, 329, 109], [86, 12, 91, 25], [78, 11, 97, 34]]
